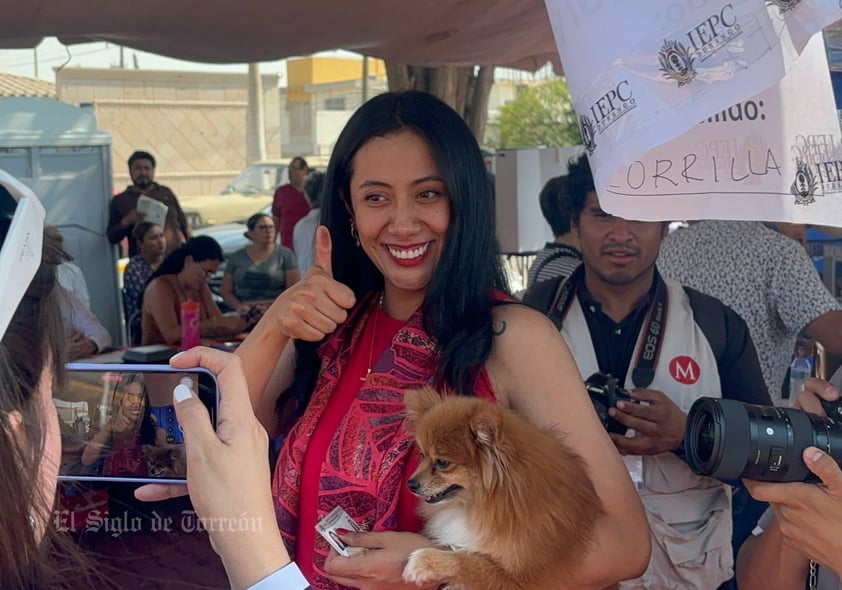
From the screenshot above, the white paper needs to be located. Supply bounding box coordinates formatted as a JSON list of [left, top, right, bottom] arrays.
[[544, 0, 842, 224], [601, 35, 842, 225], [137, 195, 168, 228]]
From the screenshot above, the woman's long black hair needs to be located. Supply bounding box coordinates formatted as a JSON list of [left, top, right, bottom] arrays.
[[149, 235, 224, 281], [278, 91, 509, 432]]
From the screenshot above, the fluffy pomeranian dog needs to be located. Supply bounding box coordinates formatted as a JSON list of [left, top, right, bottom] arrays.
[[402, 386, 613, 590], [142, 444, 186, 478]]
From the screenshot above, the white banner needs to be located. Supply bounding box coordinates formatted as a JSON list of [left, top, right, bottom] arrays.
[[545, 0, 842, 223]]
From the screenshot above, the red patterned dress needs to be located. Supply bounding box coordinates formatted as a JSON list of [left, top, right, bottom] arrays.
[[272, 295, 497, 588]]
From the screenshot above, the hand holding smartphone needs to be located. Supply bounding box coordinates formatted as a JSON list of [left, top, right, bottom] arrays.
[[54, 363, 219, 484]]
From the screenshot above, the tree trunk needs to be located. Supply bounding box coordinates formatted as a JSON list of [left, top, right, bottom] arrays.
[[384, 62, 494, 146], [464, 65, 494, 144]]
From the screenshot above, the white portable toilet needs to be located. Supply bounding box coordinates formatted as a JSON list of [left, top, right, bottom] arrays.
[[0, 97, 121, 344]]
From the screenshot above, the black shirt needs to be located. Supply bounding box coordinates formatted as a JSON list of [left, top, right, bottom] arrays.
[[577, 277, 656, 386]]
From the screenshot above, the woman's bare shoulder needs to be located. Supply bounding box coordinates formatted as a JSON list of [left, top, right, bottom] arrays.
[[491, 302, 561, 344]]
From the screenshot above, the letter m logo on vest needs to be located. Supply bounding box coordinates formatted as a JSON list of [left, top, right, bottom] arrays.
[[669, 356, 701, 385]]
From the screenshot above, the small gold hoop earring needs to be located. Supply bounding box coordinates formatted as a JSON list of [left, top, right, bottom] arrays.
[[350, 219, 360, 246]]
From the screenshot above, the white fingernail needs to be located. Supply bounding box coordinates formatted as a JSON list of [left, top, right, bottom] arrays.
[[173, 384, 193, 404]]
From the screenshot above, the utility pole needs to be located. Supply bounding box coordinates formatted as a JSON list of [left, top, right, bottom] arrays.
[[246, 63, 267, 163], [33, 46, 38, 78], [362, 55, 369, 103], [120, 46, 125, 68]]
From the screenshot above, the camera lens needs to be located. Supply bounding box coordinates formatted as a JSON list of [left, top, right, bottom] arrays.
[[695, 413, 715, 463], [686, 397, 842, 483]]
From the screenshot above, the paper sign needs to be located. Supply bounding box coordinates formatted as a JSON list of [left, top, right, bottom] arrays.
[[137, 195, 168, 228], [544, 0, 842, 224], [601, 35, 842, 224]]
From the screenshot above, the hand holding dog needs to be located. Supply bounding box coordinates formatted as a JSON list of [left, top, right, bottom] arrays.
[[608, 388, 686, 456], [324, 530, 440, 590], [260, 225, 356, 342], [745, 447, 842, 576]]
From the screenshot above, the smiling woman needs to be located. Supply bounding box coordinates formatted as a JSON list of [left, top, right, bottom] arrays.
[[229, 90, 650, 589]]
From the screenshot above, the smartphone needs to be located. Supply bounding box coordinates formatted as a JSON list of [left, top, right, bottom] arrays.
[[54, 363, 219, 484]]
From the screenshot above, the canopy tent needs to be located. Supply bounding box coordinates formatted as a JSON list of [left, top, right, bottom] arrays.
[[0, 0, 559, 70]]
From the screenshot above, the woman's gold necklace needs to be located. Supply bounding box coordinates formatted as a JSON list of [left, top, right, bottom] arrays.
[[360, 293, 384, 382]]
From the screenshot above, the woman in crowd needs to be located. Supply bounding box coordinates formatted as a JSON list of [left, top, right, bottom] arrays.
[[226, 90, 650, 589], [220, 212, 299, 318], [141, 235, 246, 346], [0, 176, 98, 587], [80, 374, 154, 477], [0, 173, 299, 589], [123, 222, 166, 344]]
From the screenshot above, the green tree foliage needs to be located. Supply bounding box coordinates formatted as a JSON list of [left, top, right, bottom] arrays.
[[496, 78, 581, 149]]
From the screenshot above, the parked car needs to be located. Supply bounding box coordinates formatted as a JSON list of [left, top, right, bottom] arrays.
[[181, 157, 328, 229], [181, 160, 289, 228]]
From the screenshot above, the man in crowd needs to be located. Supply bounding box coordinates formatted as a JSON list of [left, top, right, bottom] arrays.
[[273, 156, 310, 250], [526, 175, 582, 287], [107, 150, 191, 257], [523, 153, 771, 589]]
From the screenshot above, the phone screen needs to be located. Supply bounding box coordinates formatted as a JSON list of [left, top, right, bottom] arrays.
[[54, 363, 218, 483]]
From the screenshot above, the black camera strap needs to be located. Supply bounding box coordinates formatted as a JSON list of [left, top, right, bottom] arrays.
[[550, 268, 669, 389], [630, 275, 667, 389]]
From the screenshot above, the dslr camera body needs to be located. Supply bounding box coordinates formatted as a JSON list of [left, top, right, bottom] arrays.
[[584, 373, 637, 435]]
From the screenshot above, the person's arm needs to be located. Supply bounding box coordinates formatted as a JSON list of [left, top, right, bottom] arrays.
[[804, 310, 842, 356], [144, 278, 183, 345], [281, 246, 300, 290], [285, 269, 301, 289], [235, 227, 355, 433], [80, 424, 113, 466], [171, 191, 192, 239], [272, 188, 284, 236], [771, 238, 842, 352], [107, 197, 144, 244], [123, 262, 144, 318], [736, 515, 809, 590], [64, 289, 112, 353], [745, 446, 842, 579], [487, 304, 650, 587], [220, 273, 242, 311], [107, 200, 130, 244], [136, 348, 306, 590]]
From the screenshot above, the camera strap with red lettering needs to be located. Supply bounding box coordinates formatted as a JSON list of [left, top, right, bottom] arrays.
[[549, 268, 668, 388]]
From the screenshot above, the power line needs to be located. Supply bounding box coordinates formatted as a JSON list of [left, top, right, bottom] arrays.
[[3, 44, 112, 69]]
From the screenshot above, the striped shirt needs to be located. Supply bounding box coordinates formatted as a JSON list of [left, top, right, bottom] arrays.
[[526, 243, 582, 287]]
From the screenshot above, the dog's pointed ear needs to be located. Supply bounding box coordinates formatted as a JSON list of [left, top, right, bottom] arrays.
[[470, 404, 502, 450], [471, 404, 511, 490], [403, 386, 443, 432]]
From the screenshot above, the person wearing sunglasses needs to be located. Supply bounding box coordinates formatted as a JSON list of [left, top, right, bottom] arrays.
[[141, 236, 246, 346]]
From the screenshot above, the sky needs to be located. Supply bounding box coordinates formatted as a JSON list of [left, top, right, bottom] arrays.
[[0, 38, 360, 86]]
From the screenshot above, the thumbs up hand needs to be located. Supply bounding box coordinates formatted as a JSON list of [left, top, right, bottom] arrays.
[[263, 225, 356, 341]]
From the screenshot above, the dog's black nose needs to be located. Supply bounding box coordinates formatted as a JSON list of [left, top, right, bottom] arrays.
[[408, 478, 420, 493]]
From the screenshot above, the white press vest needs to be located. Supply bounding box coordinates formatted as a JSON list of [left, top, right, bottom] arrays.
[[562, 277, 732, 590]]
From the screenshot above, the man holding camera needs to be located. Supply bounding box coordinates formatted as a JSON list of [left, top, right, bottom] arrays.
[[737, 374, 842, 589], [523, 153, 771, 590]]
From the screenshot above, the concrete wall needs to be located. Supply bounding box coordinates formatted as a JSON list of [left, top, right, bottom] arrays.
[[56, 68, 281, 197]]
